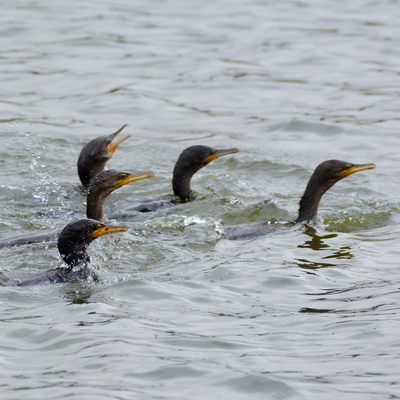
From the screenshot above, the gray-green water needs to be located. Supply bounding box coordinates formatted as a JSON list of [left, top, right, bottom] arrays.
[[1, 0, 400, 399]]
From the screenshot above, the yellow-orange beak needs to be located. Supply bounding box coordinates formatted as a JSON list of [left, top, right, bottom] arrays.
[[340, 163, 376, 178], [92, 225, 128, 238], [206, 147, 239, 163], [107, 124, 131, 154], [116, 172, 155, 187]]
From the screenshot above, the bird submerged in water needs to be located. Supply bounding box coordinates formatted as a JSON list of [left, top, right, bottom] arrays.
[[0, 219, 127, 286], [77, 124, 131, 188], [0, 170, 153, 248], [108, 145, 239, 215], [225, 160, 376, 240]]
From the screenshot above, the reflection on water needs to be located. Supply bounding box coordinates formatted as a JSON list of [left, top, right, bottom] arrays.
[[298, 225, 338, 251], [296, 226, 355, 270], [323, 246, 354, 260], [300, 226, 354, 256], [299, 307, 333, 314], [295, 258, 337, 270]]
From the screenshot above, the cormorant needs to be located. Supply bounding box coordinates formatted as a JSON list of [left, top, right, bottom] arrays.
[[108, 145, 239, 214], [0, 170, 153, 248], [0, 219, 127, 286], [225, 160, 376, 240]]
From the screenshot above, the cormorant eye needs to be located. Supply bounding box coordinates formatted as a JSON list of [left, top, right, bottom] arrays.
[[120, 174, 127, 179], [343, 165, 350, 170], [210, 150, 216, 155]]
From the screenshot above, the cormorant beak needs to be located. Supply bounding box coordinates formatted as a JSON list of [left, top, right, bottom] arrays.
[[340, 163, 376, 178], [107, 124, 131, 155], [117, 172, 155, 187], [92, 225, 128, 238], [206, 147, 240, 163]]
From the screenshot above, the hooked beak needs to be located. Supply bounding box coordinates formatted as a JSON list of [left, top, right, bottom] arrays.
[[107, 124, 131, 154], [206, 147, 239, 163], [340, 163, 376, 178], [117, 172, 155, 187], [92, 225, 128, 238]]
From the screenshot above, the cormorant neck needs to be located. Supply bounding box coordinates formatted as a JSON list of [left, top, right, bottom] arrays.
[[86, 186, 110, 222], [59, 243, 91, 270], [172, 173, 194, 203], [296, 174, 338, 224], [172, 153, 205, 203]]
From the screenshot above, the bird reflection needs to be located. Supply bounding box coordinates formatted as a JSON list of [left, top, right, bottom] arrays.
[[323, 246, 353, 260], [298, 225, 338, 251], [295, 225, 355, 270], [295, 258, 337, 270]]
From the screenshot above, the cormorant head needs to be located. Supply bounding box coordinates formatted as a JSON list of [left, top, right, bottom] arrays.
[[87, 170, 154, 198], [57, 219, 127, 268], [310, 159, 376, 191], [174, 145, 239, 175], [172, 145, 239, 202], [77, 125, 131, 187]]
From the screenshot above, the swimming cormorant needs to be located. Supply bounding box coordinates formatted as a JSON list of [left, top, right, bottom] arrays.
[[0, 170, 153, 248], [225, 160, 376, 240], [0, 219, 127, 286], [109, 145, 239, 214]]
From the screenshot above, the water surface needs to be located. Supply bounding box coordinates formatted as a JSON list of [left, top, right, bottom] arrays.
[[1, 1, 400, 399]]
